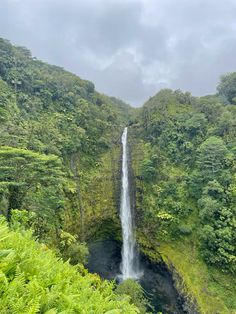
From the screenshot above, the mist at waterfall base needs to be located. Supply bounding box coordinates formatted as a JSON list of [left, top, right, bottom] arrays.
[[87, 127, 185, 313], [88, 240, 184, 313]]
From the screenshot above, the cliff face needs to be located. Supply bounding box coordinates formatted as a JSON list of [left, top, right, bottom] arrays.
[[83, 135, 124, 280], [65, 144, 123, 243], [83, 146, 122, 241]]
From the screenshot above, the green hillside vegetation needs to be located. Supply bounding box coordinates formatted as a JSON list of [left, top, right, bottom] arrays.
[[1, 37, 236, 313], [0, 37, 132, 249], [129, 86, 236, 313], [0, 218, 138, 313], [0, 38, 138, 313]]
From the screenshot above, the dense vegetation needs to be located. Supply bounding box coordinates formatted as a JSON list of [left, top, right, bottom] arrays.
[[136, 89, 236, 271], [1, 37, 236, 313], [0, 38, 138, 313], [115, 279, 150, 314], [130, 82, 236, 312], [0, 37, 133, 247], [0, 218, 138, 313]]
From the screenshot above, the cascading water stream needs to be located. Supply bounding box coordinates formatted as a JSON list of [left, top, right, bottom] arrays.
[[88, 127, 185, 313], [120, 127, 141, 281]]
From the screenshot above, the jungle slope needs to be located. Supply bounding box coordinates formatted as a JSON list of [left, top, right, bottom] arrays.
[[0, 218, 138, 313], [0, 37, 134, 251], [0, 37, 140, 313], [129, 88, 236, 313]]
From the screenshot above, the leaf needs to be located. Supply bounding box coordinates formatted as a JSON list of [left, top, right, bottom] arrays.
[[44, 309, 58, 314], [0, 249, 14, 258]]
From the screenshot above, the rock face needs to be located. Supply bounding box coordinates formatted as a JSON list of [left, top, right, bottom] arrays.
[[87, 239, 121, 280], [87, 239, 192, 314], [139, 254, 186, 314], [170, 266, 200, 314], [78, 145, 122, 242]]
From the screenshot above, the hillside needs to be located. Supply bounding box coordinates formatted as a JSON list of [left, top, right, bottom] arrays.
[[0, 38, 236, 313], [129, 88, 236, 313], [0, 218, 138, 313], [0, 37, 134, 247], [0, 37, 139, 312]]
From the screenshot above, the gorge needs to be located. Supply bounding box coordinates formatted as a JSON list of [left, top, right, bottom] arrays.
[[0, 38, 235, 314], [88, 126, 187, 314]]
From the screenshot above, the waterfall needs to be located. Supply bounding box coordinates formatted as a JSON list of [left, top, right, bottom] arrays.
[[120, 127, 140, 281]]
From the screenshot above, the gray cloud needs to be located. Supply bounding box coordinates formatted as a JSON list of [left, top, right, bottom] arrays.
[[0, 0, 236, 106]]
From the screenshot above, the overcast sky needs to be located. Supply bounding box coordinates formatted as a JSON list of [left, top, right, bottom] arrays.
[[0, 0, 236, 106]]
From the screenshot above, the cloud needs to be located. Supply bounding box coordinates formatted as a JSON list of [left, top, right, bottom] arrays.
[[0, 0, 236, 106]]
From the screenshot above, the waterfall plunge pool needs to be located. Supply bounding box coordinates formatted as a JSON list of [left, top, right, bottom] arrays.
[[87, 239, 186, 314]]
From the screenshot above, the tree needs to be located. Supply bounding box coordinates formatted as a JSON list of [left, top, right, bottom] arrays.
[[198, 194, 236, 272], [59, 230, 89, 265], [214, 111, 236, 138], [217, 72, 236, 103], [140, 158, 157, 181], [197, 137, 228, 179], [184, 113, 207, 137], [115, 279, 150, 314], [0, 146, 64, 219], [202, 180, 225, 200]]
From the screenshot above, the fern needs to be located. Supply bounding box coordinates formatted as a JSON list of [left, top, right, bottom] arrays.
[[0, 221, 138, 313]]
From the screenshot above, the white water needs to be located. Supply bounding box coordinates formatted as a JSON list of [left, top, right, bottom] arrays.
[[120, 127, 140, 281]]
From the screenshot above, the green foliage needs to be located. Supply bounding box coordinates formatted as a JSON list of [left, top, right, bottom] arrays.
[[1, 36, 236, 312], [197, 136, 228, 179], [0, 37, 131, 247], [198, 193, 236, 272], [159, 239, 236, 314], [132, 86, 236, 274], [115, 279, 150, 314], [0, 146, 65, 240], [10, 209, 36, 230], [217, 72, 236, 103], [0, 220, 138, 313], [140, 157, 157, 181], [131, 86, 236, 311], [178, 224, 192, 235], [59, 230, 89, 265]]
